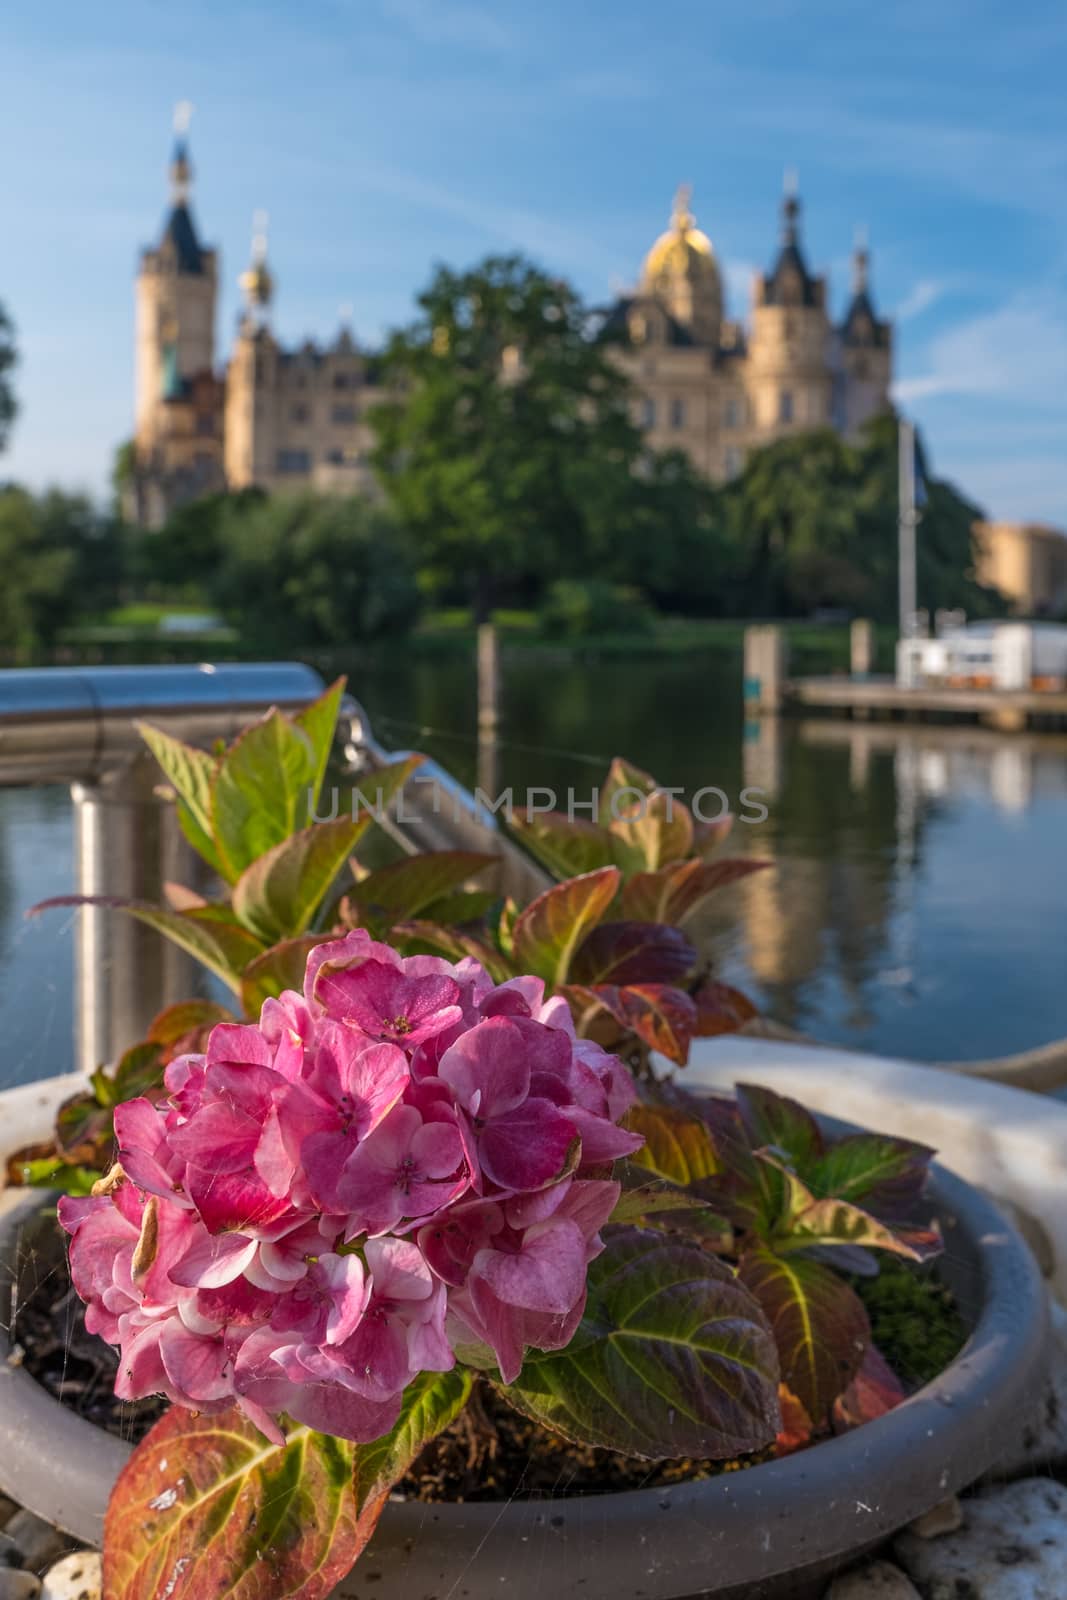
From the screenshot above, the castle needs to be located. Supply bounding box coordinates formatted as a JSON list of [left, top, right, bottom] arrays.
[[131, 136, 893, 528]]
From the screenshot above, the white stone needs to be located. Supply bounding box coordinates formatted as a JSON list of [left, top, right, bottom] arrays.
[[0, 1571, 42, 1600], [39, 1553, 100, 1600], [895, 1476, 1067, 1599], [983, 1298, 1067, 1477], [823, 1558, 921, 1597]]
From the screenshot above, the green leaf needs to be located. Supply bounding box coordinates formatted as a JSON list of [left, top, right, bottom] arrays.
[[735, 1082, 825, 1170], [293, 676, 346, 816], [240, 936, 331, 1015], [621, 858, 770, 925], [774, 1187, 942, 1262], [19, 1156, 101, 1194], [625, 1102, 722, 1186], [112, 1040, 167, 1103], [808, 1132, 935, 1220], [737, 1245, 870, 1424], [607, 788, 694, 874], [353, 1369, 472, 1516], [146, 1000, 235, 1048], [597, 756, 660, 826], [417, 888, 498, 926], [569, 921, 696, 986], [503, 1228, 779, 1459], [512, 866, 620, 987], [509, 810, 614, 880], [29, 896, 263, 995], [211, 709, 319, 882], [103, 1405, 362, 1600], [137, 722, 224, 877], [609, 1162, 718, 1226], [55, 1091, 114, 1161], [232, 818, 371, 943], [347, 851, 496, 927]]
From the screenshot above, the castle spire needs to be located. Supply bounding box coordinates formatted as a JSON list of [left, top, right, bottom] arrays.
[[671, 182, 695, 234], [781, 167, 801, 246], [851, 225, 870, 295], [169, 101, 194, 204]]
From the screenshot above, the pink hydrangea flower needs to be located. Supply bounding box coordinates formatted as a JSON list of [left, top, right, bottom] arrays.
[[60, 931, 641, 1443]]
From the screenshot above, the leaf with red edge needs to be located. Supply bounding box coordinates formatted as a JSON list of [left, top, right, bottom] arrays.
[[103, 1405, 362, 1600], [241, 936, 333, 1015], [608, 790, 694, 874], [691, 813, 735, 858], [621, 858, 770, 925], [574, 981, 698, 1065], [832, 1343, 908, 1434], [693, 980, 759, 1037], [512, 867, 620, 987], [232, 818, 373, 943], [776, 1189, 942, 1262], [569, 921, 696, 986], [597, 756, 660, 824], [352, 1369, 472, 1515], [738, 1245, 870, 1424], [509, 811, 614, 880]]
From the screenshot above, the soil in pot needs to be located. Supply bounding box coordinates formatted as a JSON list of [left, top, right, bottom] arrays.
[[14, 1206, 967, 1498]]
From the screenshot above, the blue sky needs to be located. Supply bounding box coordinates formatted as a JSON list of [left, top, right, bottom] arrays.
[[3, 0, 1066, 523]]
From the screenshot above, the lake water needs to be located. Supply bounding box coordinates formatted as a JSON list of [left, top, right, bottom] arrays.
[[4, 647, 1067, 1088]]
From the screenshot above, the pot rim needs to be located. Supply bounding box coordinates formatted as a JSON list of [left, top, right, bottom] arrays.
[[0, 1117, 1049, 1599]]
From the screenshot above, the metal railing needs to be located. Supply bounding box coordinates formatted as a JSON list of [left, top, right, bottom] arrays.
[[0, 663, 545, 1078]]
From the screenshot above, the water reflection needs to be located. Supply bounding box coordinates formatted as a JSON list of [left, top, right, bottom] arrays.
[[2, 650, 1067, 1082]]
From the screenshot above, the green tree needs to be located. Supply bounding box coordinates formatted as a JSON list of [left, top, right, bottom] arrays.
[[0, 300, 17, 455], [371, 255, 684, 616], [0, 487, 122, 660], [211, 493, 420, 651]]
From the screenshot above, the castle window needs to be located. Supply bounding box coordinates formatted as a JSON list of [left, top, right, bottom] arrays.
[[332, 404, 357, 425], [778, 390, 794, 424], [642, 397, 656, 428], [291, 404, 310, 424], [276, 449, 311, 474], [724, 446, 743, 478], [670, 397, 685, 429], [333, 373, 352, 391], [724, 397, 741, 430], [196, 415, 214, 436]]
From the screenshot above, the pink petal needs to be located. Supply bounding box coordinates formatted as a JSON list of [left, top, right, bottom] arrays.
[[169, 1231, 258, 1289], [438, 1018, 530, 1119], [473, 1219, 587, 1316], [478, 1099, 577, 1191]]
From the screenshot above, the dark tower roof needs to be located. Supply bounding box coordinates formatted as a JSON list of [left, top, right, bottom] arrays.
[[763, 187, 818, 307], [158, 132, 207, 273], [841, 242, 890, 348]]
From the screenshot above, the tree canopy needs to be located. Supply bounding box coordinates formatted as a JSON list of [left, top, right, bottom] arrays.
[[0, 299, 18, 455]]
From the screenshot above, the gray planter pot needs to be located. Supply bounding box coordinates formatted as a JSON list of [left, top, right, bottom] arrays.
[[0, 1155, 1049, 1600]]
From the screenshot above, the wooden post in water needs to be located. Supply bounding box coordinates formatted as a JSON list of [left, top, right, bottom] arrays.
[[477, 623, 500, 800], [743, 625, 786, 715], [850, 619, 874, 678]]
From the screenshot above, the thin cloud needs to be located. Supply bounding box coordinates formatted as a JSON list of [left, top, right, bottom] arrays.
[[895, 279, 945, 322], [894, 291, 1067, 403], [377, 0, 518, 52]]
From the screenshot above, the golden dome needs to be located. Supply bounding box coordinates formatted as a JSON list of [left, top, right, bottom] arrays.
[[239, 261, 274, 307], [641, 185, 718, 286]]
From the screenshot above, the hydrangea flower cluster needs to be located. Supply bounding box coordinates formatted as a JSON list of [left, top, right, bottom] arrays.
[[59, 932, 641, 1445]]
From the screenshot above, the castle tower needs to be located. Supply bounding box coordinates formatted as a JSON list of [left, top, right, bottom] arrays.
[[135, 109, 218, 448], [132, 108, 224, 525], [639, 185, 723, 347], [747, 176, 832, 435], [837, 231, 893, 439]]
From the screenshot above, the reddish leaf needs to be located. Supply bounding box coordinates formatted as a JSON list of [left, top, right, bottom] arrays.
[[512, 867, 620, 987], [621, 858, 770, 925], [693, 980, 759, 1037], [577, 981, 698, 1065], [569, 921, 696, 986], [691, 813, 735, 858], [832, 1342, 907, 1433], [597, 756, 660, 824], [775, 1384, 814, 1454], [738, 1246, 870, 1424], [104, 1406, 363, 1600]]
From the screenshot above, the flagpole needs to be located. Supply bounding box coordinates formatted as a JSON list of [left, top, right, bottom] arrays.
[[898, 415, 917, 638]]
